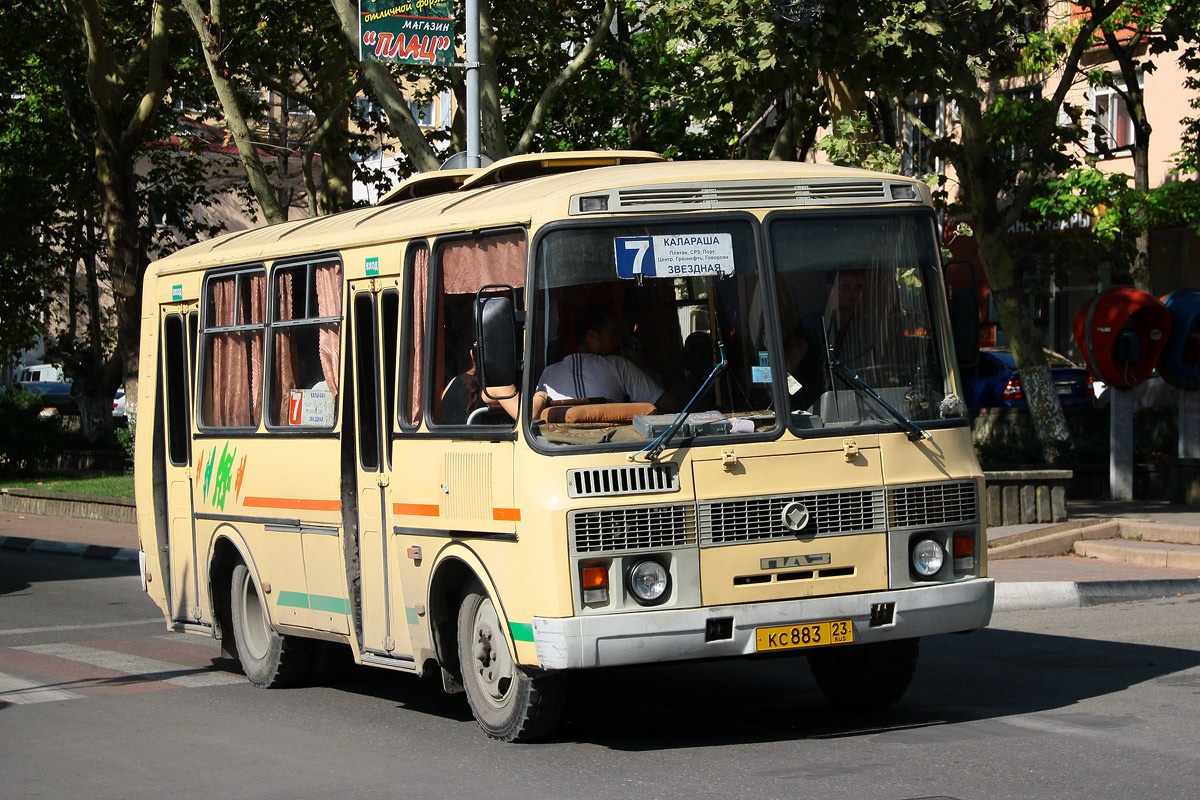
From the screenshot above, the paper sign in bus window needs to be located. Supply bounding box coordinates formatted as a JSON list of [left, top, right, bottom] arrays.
[[615, 234, 735, 279], [288, 389, 334, 427]]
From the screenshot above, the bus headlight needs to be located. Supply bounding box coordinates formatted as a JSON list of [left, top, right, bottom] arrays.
[[626, 558, 670, 605], [911, 538, 945, 578]]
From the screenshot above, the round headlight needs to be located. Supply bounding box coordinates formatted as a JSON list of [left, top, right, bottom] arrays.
[[911, 538, 945, 577], [627, 559, 670, 605]]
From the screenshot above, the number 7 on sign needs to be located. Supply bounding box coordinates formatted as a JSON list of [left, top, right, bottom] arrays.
[[615, 236, 655, 279]]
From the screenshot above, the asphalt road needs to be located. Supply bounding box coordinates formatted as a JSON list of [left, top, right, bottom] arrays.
[[3, 549, 1200, 800]]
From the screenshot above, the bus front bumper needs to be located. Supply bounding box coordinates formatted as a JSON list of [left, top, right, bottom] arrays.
[[531, 578, 994, 671]]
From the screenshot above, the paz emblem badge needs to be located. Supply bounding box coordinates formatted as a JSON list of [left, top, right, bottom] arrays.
[[781, 501, 810, 532]]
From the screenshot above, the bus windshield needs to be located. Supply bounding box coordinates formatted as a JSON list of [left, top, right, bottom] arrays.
[[528, 217, 774, 450], [526, 211, 963, 452], [770, 212, 963, 434]]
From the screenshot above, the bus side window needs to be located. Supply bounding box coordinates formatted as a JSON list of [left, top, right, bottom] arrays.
[[381, 289, 399, 465], [163, 314, 191, 466], [201, 267, 266, 428], [401, 243, 428, 429], [430, 231, 526, 427], [268, 258, 343, 429]]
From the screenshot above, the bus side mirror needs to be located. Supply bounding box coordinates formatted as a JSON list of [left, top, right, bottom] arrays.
[[473, 286, 519, 390]]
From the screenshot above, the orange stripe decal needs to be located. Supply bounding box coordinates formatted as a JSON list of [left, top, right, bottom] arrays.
[[493, 507, 521, 522], [393, 503, 441, 517], [242, 496, 342, 512]]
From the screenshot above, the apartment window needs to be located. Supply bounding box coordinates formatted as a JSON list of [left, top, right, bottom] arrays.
[[410, 99, 435, 127], [903, 100, 943, 177], [1092, 85, 1133, 155], [268, 258, 343, 428], [200, 267, 266, 428]]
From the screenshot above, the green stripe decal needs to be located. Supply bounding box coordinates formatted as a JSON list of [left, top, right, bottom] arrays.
[[310, 594, 351, 615], [509, 622, 534, 642], [276, 591, 310, 609], [275, 591, 350, 615], [406, 606, 420, 625]]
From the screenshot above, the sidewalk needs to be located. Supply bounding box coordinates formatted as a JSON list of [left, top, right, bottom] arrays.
[[2, 498, 1199, 611]]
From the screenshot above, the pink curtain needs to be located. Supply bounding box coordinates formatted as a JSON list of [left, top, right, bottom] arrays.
[[206, 272, 264, 427], [244, 273, 264, 425], [274, 270, 297, 424], [441, 232, 526, 293], [314, 262, 342, 397], [408, 246, 428, 426]]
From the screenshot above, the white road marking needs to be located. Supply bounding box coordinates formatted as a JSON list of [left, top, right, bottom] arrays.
[[0, 619, 163, 637], [16, 643, 243, 688], [0, 671, 84, 704]]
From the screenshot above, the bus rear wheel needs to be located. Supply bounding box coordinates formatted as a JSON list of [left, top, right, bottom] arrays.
[[229, 563, 311, 688], [807, 637, 919, 710], [457, 587, 564, 742]]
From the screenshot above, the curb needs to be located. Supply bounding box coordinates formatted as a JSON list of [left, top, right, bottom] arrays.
[[0, 535, 140, 568], [994, 578, 1200, 611], [0, 487, 136, 526]]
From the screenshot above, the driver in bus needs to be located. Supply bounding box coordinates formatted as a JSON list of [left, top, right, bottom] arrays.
[[531, 307, 679, 419]]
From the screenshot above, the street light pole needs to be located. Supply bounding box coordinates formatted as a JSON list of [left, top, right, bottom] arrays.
[[465, 0, 481, 168]]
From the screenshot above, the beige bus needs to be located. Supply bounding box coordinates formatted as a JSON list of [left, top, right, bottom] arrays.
[[135, 151, 993, 741]]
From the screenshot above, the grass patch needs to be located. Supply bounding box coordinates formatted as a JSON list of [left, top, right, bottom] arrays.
[[1, 473, 134, 498]]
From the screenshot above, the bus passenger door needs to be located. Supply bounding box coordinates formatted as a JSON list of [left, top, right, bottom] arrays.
[[160, 309, 199, 624], [349, 282, 411, 658]]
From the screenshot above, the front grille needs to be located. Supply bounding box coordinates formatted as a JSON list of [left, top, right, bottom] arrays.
[[698, 488, 886, 546], [567, 464, 679, 498], [570, 503, 697, 554], [887, 481, 978, 529]]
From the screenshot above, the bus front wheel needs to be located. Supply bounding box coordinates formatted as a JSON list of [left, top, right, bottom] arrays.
[[807, 637, 919, 710], [457, 587, 564, 742], [229, 563, 311, 688]]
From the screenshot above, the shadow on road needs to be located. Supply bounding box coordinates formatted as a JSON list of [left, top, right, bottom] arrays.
[[0, 549, 137, 596], [312, 623, 1200, 748]]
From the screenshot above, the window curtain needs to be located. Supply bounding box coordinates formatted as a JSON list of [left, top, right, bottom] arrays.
[[408, 246, 429, 426], [441, 232, 526, 293], [314, 262, 342, 397], [207, 273, 263, 427], [274, 270, 297, 424]]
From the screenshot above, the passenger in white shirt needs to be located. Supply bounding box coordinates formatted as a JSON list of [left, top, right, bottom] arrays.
[[532, 308, 678, 419]]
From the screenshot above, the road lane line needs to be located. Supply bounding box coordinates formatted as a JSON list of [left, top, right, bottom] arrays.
[[0, 671, 84, 704], [15, 643, 243, 688], [0, 619, 163, 637]]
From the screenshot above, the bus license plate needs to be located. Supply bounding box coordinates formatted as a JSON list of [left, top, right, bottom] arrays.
[[755, 619, 853, 652]]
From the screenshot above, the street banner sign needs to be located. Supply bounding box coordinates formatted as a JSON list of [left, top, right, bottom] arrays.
[[359, 0, 455, 66]]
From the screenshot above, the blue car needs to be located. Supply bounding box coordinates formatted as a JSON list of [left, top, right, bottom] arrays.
[[963, 348, 1094, 409]]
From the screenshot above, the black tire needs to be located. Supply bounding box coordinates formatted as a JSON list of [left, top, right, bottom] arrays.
[[457, 586, 565, 742], [807, 637, 920, 710], [229, 563, 312, 688]]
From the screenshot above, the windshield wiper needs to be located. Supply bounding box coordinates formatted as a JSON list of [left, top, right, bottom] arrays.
[[828, 354, 931, 442], [633, 340, 728, 462]]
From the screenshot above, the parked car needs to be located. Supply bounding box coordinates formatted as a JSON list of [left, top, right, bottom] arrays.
[[113, 389, 127, 421], [18, 380, 77, 416], [963, 348, 1094, 409]]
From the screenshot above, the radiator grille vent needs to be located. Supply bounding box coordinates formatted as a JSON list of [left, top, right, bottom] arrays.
[[612, 180, 888, 212], [567, 464, 679, 498], [887, 481, 979, 528], [699, 488, 886, 546], [570, 503, 697, 554]]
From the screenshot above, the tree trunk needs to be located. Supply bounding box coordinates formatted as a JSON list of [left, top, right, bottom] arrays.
[[976, 222, 1070, 461], [1103, 26, 1153, 293], [184, 0, 288, 224], [328, 0, 439, 171], [954, 94, 1070, 462], [477, 1, 509, 159]]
